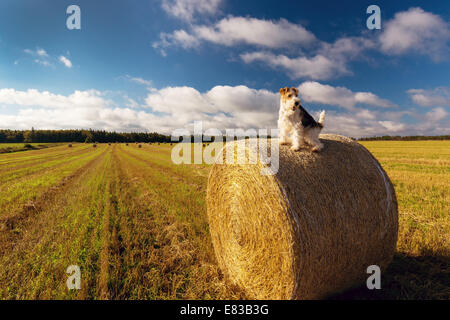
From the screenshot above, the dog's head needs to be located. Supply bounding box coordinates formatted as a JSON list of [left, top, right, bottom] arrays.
[[279, 87, 301, 113]]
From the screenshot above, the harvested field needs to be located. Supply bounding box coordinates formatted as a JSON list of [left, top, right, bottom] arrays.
[[0, 141, 448, 299]]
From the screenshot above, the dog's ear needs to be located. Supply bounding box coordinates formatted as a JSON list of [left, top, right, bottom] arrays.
[[279, 87, 288, 95], [291, 87, 298, 96]]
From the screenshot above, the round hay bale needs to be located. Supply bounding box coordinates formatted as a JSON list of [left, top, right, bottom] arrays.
[[68, 144, 72, 148], [206, 134, 398, 300], [138, 144, 142, 148], [93, 144, 97, 148]]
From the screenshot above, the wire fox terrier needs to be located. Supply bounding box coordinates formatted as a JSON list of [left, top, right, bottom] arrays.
[[278, 87, 326, 152]]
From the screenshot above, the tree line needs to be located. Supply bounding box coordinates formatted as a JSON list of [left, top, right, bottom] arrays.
[[0, 129, 172, 143], [1, 129, 448, 143]]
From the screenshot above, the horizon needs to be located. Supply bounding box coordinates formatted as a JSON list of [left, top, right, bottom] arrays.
[[1, 127, 449, 142], [0, 0, 449, 138]]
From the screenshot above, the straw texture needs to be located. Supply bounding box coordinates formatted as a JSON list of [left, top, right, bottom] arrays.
[[206, 134, 398, 299]]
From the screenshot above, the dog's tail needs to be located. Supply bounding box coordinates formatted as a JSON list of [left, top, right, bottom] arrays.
[[317, 110, 325, 128]]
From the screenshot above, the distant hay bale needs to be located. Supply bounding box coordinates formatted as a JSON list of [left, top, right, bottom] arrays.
[[126, 143, 129, 146], [206, 134, 398, 300], [138, 144, 142, 148], [93, 144, 97, 148], [68, 144, 72, 148]]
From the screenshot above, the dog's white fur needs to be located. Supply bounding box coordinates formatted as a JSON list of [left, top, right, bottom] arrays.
[[278, 87, 325, 152]]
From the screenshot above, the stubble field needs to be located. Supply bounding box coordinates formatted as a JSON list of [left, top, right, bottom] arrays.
[[0, 141, 448, 300]]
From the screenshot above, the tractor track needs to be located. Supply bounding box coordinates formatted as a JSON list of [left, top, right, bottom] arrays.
[[98, 146, 124, 299]]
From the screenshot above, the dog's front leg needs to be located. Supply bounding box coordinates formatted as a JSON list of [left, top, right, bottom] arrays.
[[278, 123, 290, 145], [290, 127, 303, 151]]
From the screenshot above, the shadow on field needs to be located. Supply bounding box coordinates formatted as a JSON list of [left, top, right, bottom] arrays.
[[328, 252, 450, 300]]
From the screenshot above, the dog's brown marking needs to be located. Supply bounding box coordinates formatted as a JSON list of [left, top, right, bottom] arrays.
[[280, 87, 296, 104], [280, 87, 289, 103], [279, 87, 289, 96]]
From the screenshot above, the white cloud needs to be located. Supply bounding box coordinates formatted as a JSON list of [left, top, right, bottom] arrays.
[[25, 48, 48, 57], [161, 0, 221, 22], [241, 52, 341, 80], [59, 56, 72, 68], [378, 121, 406, 132], [0, 107, 165, 132], [0, 85, 447, 138], [407, 87, 450, 107], [0, 86, 276, 133], [153, 14, 377, 80], [24, 47, 73, 68], [0, 85, 278, 133], [354, 92, 395, 108], [240, 37, 373, 80], [0, 88, 107, 109], [37, 48, 49, 57], [145, 86, 213, 115], [206, 85, 278, 113], [34, 59, 53, 67], [153, 16, 316, 52], [380, 7, 450, 60], [297, 81, 397, 109], [320, 36, 375, 62], [425, 107, 449, 122], [155, 29, 201, 51], [24, 48, 53, 67], [154, 7, 449, 81], [144, 85, 279, 130], [321, 110, 449, 138], [124, 97, 141, 109], [355, 109, 377, 120], [192, 16, 316, 48], [123, 75, 152, 86]]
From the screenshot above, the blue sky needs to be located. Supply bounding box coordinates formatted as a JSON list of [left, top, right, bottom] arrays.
[[0, 0, 449, 137]]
